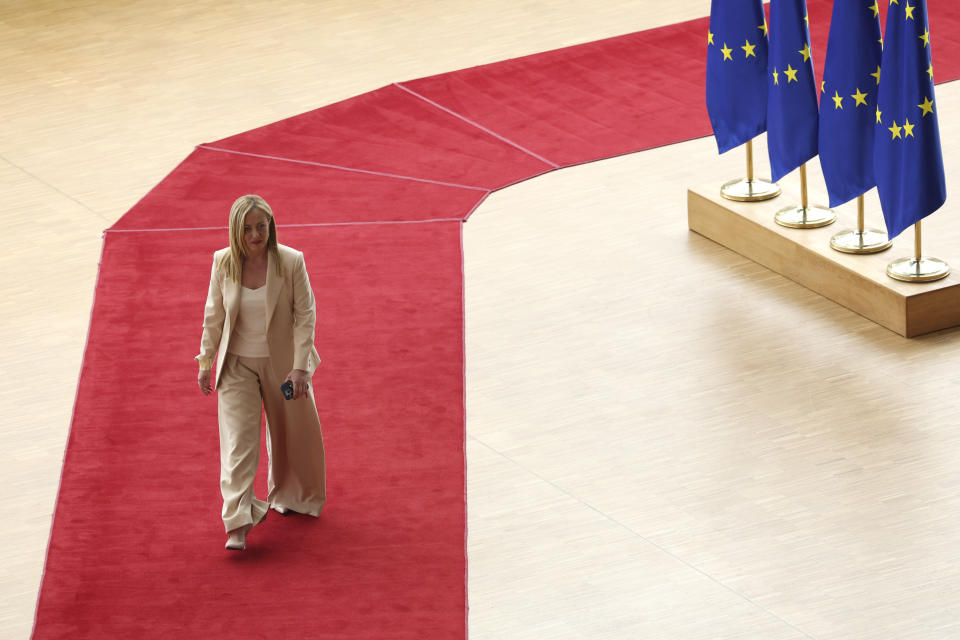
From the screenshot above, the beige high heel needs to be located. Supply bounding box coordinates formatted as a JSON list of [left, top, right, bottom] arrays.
[[225, 524, 251, 551]]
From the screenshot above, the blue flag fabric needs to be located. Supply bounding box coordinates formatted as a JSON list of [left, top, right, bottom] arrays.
[[767, 0, 819, 182], [818, 0, 882, 207], [874, 0, 946, 240], [706, 0, 768, 154]]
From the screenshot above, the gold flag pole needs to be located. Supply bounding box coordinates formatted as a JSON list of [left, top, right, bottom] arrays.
[[887, 220, 950, 282], [720, 138, 781, 202], [915, 220, 921, 259], [774, 162, 836, 228], [829, 194, 893, 253]]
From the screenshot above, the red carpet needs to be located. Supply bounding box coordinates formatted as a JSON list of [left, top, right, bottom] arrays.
[[34, 223, 465, 639], [34, 2, 960, 638]]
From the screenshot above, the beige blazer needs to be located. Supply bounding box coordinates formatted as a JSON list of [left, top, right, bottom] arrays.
[[197, 244, 321, 389]]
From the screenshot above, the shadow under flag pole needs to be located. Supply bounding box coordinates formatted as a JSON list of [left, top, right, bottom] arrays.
[[720, 138, 781, 202], [829, 194, 893, 254], [887, 220, 950, 282]]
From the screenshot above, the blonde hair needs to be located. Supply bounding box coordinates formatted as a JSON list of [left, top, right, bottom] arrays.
[[219, 195, 283, 282]]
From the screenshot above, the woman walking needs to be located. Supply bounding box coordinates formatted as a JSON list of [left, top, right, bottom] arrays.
[[196, 194, 326, 550]]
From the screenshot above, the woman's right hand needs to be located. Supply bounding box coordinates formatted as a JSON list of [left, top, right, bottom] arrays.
[[198, 369, 213, 395]]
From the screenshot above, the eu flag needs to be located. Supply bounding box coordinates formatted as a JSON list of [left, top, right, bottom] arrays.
[[767, 0, 819, 183], [818, 0, 882, 207], [874, 0, 946, 240], [706, 0, 768, 154]]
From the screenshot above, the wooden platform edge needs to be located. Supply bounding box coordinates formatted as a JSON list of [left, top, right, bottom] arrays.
[[687, 185, 960, 338]]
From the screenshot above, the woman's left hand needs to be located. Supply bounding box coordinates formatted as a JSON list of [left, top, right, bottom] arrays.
[[285, 369, 311, 400]]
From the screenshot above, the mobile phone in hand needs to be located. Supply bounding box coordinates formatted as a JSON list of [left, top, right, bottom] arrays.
[[281, 380, 294, 400]]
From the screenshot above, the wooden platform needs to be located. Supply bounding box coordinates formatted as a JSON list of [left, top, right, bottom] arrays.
[[688, 183, 960, 337]]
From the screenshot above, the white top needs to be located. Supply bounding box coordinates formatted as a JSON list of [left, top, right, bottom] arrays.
[[227, 285, 270, 358]]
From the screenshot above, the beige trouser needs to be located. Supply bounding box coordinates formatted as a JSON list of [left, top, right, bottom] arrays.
[[217, 353, 327, 532]]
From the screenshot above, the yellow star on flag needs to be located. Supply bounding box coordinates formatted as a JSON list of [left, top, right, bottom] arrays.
[[821, 80, 825, 92], [759, 22, 768, 37], [742, 39, 757, 58], [798, 43, 811, 62], [871, 1, 880, 17], [784, 64, 798, 82], [721, 43, 733, 60], [773, 68, 779, 85], [889, 0, 899, 5], [876, 106, 882, 124], [927, 63, 934, 79], [804, 14, 809, 24], [832, 91, 844, 109], [919, 29, 929, 47], [918, 96, 934, 116], [871, 65, 882, 84], [889, 120, 902, 139], [852, 88, 868, 106], [904, 2, 916, 19], [902, 118, 915, 137], [708, 30, 714, 45]]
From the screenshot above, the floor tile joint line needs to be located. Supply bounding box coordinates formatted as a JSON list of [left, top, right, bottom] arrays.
[[392, 82, 561, 169], [467, 433, 818, 640], [1, 153, 110, 223]]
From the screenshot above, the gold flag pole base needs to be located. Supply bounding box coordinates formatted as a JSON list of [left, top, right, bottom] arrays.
[[829, 195, 891, 253], [720, 178, 781, 202], [773, 164, 835, 228], [720, 139, 780, 202], [830, 229, 893, 254], [886, 257, 950, 283], [774, 204, 836, 229], [887, 221, 949, 282]]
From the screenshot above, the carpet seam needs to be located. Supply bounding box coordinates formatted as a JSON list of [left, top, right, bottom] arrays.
[[105, 218, 471, 233], [196, 145, 491, 192], [392, 82, 561, 169]]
